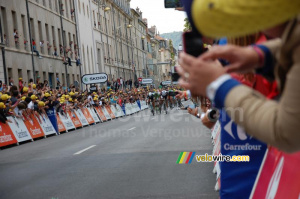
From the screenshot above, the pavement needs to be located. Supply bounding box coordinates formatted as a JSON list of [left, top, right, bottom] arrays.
[[0, 108, 219, 199]]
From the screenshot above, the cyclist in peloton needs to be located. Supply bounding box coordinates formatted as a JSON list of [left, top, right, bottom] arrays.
[[147, 88, 155, 115], [161, 88, 169, 113]]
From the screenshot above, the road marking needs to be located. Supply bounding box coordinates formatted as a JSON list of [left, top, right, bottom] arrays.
[[128, 127, 136, 131], [74, 145, 96, 155]]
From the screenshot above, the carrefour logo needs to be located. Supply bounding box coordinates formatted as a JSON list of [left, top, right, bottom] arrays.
[[82, 73, 108, 84], [224, 120, 248, 141]]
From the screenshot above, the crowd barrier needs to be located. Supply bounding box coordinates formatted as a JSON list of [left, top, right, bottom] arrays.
[[210, 121, 300, 198], [211, 121, 221, 191], [0, 101, 148, 148]]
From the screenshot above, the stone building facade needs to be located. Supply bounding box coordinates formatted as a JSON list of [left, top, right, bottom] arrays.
[[0, 0, 81, 87], [0, 0, 173, 88]]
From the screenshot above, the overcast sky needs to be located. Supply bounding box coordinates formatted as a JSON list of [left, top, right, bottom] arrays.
[[130, 0, 186, 34]]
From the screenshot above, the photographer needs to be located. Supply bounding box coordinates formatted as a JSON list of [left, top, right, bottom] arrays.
[[180, 0, 300, 153]]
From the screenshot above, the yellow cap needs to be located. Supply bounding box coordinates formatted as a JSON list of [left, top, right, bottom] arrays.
[[44, 93, 51, 97], [0, 102, 6, 109], [21, 96, 26, 101], [23, 87, 29, 92], [1, 94, 9, 101], [69, 98, 73, 102], [93, 97, 98, 101], [38, 101, 45, 107], [31, 95, 37, 100], [69, 92, 75, 96], [65, 95, 70, 98], [190, 0, 300, 38], [19, 77, 23, 80], [32, 84, 36, 89]]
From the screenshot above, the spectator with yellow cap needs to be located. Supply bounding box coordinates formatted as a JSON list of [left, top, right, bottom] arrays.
[[28, 95, 37, 110], [19, 78, 24, 93], [180, 0, 300, 152], [0, 102, 11, 124]]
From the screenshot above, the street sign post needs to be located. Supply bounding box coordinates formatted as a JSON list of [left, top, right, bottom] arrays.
[[81, 73, 108, 85]]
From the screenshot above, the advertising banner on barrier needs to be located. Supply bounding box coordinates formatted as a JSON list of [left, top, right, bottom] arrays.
[[0, 122, 18, 147], [81, 107, 95, 124], [7, 116, 32, 143], [143, 101, 149, 109], [125, 104, 132, 115], [67, 110, 82, 128], [75, 109, 89, 126], [56, 114, 67, 133], [132, 102, 139, 113], [116, 104, 125, 117], [22, 113, 45, 139], [95, 107, 107, 122], [140, 101, 146, 110], [87, 107, 100, 123], [137, 100, 141, 110], [121, 104, 126, 115], [46, 108, 58, 134], [101, 107, 111, 120], [36, 114, 57, 136], [251, 148, 300, 199], [110, 105, 119, 118], [135, 102, 141, 111], [219, 111, 267, 199], [58, 112, 76, 131], [105, 106, 116, 119]]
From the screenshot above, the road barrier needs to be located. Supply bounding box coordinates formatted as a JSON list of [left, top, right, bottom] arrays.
[[250, 147, 300, 199], [211, 121, 221, 191], [210, 121, 300, 197], [0, 101, 148, 148]]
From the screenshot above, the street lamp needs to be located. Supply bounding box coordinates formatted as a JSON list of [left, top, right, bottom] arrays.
[[115, 24, 132, 30], [104, 7, 110, 12]]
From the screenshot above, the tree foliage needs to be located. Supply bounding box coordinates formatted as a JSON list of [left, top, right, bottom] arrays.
[[183, 18, 192, 32]]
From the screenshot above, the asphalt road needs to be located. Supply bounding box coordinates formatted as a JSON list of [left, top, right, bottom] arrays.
[[0, 109, 219, 199]]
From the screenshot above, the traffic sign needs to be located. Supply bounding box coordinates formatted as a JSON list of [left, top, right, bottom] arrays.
[[138, 77, 142, 82]]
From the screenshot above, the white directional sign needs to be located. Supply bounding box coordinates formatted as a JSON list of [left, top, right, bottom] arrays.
[[161, 81, 171, 86], [82, 73, 108, 84], [141, 79, 153, 84]]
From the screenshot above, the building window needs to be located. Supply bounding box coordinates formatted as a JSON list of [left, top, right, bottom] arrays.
[[52, 26, 58, 56], [83, 3, 85, 15], [21, 15, 28, 50], [57, 28, 62, 54], [87, 6, 89, 18], [38, 21, 44, 54], [70, 0, 74, 20], [55, 0, 59, 13], [45, 24, 51, 55], [1, 7, 8, 46], [65, 0, 69, 18], [78, 0, 81, 13], [12, 11, 19, 49]]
